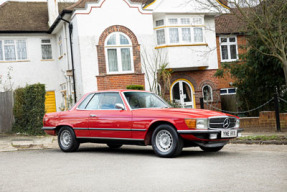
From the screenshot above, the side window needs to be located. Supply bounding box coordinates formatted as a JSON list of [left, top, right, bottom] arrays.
[[85, 92, 124, 110], [77, 94, 94, 109], [99, 92, 124, 110]]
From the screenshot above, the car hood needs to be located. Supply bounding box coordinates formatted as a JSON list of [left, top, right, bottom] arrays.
[[132, 108, 236, 119]]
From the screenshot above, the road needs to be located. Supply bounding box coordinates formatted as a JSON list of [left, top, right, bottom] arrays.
[[0, 144, 286, 192]]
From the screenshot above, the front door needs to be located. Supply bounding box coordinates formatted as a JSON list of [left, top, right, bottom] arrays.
[[171, 80, 194, 108]]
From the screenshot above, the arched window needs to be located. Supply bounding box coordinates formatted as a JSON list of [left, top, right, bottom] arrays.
[[105, 32, 134, 74], [202, 85, 213, 102]]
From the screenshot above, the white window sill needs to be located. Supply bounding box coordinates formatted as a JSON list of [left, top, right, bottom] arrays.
[[221, 59, 238, 62], [41, 59, 54, 61]]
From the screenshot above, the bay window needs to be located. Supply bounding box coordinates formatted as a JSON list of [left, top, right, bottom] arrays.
[[0, 39, 27, 61], [105, 32, 133, 74], [155, 16, 205, 46]]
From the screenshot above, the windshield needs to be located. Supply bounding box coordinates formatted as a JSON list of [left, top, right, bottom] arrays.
[[123, 92, 170, 109]]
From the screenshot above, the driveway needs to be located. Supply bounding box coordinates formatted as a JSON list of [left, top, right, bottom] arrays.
[[0, 144, 286, 192]]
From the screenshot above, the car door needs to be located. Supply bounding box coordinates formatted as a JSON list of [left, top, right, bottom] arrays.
[[86, 92, 132, 139]]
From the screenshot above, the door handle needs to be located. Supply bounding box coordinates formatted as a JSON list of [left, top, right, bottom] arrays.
[[90, 114, 97, 117]]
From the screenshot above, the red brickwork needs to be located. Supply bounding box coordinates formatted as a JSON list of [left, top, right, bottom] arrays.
[[216, 35, 247, 88], [169, 70, 221, 109], [96, 25, 144, 90], [240, 111, 287, 132]]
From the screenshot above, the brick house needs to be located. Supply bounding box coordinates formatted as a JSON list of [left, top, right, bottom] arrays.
[[215, 8, 247, 111], [0, 0, 229, 111]]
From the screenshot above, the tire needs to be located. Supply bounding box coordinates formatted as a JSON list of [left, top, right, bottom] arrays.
[[151, 124, 183, 158], [58, 126, 80, 152], [200, 146, 224, 152], [107, 143, 123, 149]]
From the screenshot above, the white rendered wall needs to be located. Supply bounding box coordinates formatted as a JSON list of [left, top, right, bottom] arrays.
[[71, 0, 154, 94], [0, 34, 63, 110]]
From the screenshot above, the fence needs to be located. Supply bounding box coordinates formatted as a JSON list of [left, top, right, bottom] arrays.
[[0, 91, 13, 133]]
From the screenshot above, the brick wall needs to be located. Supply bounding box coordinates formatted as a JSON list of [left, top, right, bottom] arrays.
[[96, 25, 144, 90], [169, 70, 221, 109], [240, 111, 287, 132]]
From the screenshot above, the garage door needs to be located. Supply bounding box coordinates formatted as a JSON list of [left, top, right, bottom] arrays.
[[45, 91, 56, 113]]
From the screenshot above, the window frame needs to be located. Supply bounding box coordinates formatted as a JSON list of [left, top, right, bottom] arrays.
[[0, 39, 28, 61], [220, 36, 239, 62], [41, 39, 53, 60], [104, 32, 134, 74], [220, 88, 237, 95]]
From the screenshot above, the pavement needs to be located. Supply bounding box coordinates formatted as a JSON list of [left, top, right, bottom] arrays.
[[0, 131, 286, 152]]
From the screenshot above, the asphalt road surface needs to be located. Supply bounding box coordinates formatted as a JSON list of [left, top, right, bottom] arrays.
[[0, 144, 286, 192]]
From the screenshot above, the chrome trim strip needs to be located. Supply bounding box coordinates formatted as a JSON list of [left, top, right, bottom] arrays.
[[42, 127, 56, 130], [73, 128, 146, 132], [77, 137, 144, 141]]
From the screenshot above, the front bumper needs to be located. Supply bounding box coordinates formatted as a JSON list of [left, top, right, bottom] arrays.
[[178, 128, 244, 134]]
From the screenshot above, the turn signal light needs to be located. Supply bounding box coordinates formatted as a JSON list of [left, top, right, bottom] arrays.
[[185, 119, 196, 129]]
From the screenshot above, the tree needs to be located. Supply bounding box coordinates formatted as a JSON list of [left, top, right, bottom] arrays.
[[202, 0, 287, 85], [215, 30, 286, 116], [141, 47, 172, 98]]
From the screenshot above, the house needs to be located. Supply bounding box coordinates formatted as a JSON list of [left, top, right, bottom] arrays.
[[0, 0, 228, 112], [215, 8, 247, 111]]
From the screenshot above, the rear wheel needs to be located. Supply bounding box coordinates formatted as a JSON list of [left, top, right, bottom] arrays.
[[107, 143, 123, 149], [58, 126, 79, 152], [151, 124, 183, 158], [200, 146, 224, 152]]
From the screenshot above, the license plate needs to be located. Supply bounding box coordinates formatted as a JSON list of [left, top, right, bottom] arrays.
[[221, 130, 237, 138]]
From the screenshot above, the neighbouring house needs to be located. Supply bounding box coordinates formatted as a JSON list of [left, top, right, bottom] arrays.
[[0, 0, 229, 112], [215, 8, 247, 112]]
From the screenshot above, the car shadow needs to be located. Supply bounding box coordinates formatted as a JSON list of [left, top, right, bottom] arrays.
[[71, 145, 234, 158]]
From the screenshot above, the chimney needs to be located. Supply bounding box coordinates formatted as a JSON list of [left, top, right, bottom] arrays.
[[47, 0, 59, 27]]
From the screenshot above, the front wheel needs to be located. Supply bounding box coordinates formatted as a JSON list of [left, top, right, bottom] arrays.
[[58, 126, 79, 152], [151, 124, 183, 158], [200, 146, 224, 152]]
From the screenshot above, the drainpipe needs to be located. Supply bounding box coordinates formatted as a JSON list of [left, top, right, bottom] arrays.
[[60, 18, 77, 103]]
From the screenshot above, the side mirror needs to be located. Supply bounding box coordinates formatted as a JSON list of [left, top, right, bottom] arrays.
[[115, 103, 125, 110]]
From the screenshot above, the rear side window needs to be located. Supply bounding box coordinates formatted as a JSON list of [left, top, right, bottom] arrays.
[[85, 92, 124, 110], [77, 94, 94, 109]]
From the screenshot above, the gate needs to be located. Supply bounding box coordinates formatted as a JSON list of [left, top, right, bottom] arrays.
[[0, 91, 13, 133]]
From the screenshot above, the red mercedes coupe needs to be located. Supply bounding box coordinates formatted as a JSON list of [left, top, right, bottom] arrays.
[[42, 90, 242, 157]]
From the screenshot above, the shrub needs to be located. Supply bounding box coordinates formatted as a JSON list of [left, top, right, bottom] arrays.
[[13, 83, 46, 135], [126, 85, 144, 90]]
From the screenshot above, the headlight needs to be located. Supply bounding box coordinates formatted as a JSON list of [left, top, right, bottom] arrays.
[[196, 119, 208, 129], [185, 119, 208, 129], [235, 119, 240, 128]]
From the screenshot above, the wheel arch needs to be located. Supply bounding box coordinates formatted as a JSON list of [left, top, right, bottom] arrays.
[[144, 121, 177, 145], [55, 124, 74, 135]]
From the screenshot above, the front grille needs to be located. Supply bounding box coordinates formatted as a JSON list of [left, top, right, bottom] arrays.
[[209, 117, 237, 129]]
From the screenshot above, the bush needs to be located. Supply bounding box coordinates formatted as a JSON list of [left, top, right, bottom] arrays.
[[13, 83, 46, 135], [126, 85, 144, 90]]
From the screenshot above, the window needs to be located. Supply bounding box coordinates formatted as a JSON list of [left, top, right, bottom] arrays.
[[220, 36, 238, 62], [156, 19, 164, 27], [85, 92, 124, 110], [105, 32, 133, 73], [41, 39, 52, 60], [155, 16, 204, 46], [0, 40, 27, 61], [156, 29, 166, 45], [202, 85, 213, 102], [58, 35, 63, 57], [220, 88, 237, 95]]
